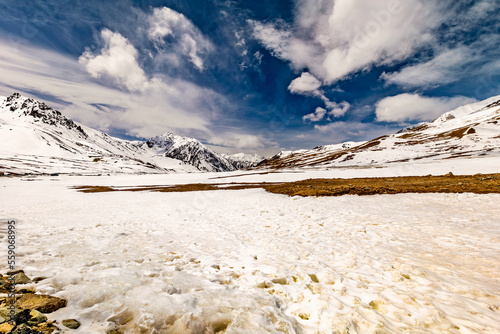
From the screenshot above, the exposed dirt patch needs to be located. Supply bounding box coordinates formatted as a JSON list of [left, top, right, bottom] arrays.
[[74, 173, 500, 197]]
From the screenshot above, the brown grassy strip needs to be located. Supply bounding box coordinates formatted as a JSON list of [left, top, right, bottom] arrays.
[[73, 182, 281, 193], [73, 173, 500, 196], [263, 173, 500, 196]]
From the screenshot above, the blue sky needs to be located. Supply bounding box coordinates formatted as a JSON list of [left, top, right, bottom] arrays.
[[0, 0, 499, 155]]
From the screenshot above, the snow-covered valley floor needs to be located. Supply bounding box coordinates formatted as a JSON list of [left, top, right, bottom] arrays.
[[1, 169, 500, 333]]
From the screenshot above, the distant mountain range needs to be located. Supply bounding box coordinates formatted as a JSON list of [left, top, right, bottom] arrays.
[[2, 92, 499, 175], [257, 95, 500, 170], [0, 93, 263, 175]]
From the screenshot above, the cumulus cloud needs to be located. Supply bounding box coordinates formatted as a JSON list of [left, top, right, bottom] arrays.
[[79, 29, 151, 92], [251, 0, 445, 84], [375, 93, 477, 122], [148, 7, 212, 70], [288, 72, 322, 94], [303, 107, 327, 122]]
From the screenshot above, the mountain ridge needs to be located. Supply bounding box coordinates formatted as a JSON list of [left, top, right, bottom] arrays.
[[0, 93, 261, 175], [256, 95, 500, 170]]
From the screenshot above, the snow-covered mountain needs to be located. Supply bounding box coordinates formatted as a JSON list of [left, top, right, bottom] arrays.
[[142, 133, 237, 172], [0, 93, 240, 175], [221, 153, 264, 169], [257, 96, 500, 170], [256, 141, 365, 169]]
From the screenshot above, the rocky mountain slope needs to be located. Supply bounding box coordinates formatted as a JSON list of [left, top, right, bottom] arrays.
[[221, 153, 264, 169], [257, 96, 500, 170], [142, 133, 237, 172], [0, 93, 257, 175]]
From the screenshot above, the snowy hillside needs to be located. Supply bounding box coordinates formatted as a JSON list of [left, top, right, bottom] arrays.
[[257, 96, 500, 170], [257, 141, 365, 169], [142, 133, 237, 172], [0, 93, 222, 175]]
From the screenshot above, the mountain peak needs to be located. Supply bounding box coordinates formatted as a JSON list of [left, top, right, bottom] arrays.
[[2, 93, 87, 137], [144, 132, 235, 172]]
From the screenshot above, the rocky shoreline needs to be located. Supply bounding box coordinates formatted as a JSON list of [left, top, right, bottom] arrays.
[[0, 270, 79, 334]]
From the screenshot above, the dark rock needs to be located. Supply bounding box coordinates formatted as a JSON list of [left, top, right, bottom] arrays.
[[14, 273, 31, 285], [6, 270, 24, 276], [32, 278, 47, 284], [31, 321, 59, 334], [107, 330, 122, 334], [14, 309, 31, 326], [62, 319, 80, 329], [10, 323, 43, 334]]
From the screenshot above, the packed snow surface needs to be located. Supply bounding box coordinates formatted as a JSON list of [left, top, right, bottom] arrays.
[[1, 169, 499, 333]]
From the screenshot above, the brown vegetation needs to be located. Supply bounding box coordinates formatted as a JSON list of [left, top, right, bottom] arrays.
[[74, 173, 500, 197], [263, 173, 500, 196]]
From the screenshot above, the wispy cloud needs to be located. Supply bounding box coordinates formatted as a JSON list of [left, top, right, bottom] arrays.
[[375, 94, 477, 123], [382, 34, 500, 88], [312, 121, 394, 145]]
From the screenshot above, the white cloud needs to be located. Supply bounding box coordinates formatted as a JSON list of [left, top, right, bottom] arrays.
[[375, 93, 477, 122], [312, 121, 393, 144], [79, 29, 151, 92], [148, 7, 212, 70], [288, 72, 321, 94], [208, 133, 277, 152], [251, 0, 445, 84], [0, 38, 222, 141], [250, 20, 292, 60], [0, 37, 273, 155], [325, 100, 350, 118], [382, 31, 500, 89], [303, 107, 326, 122], [382, 48, 469, 87], [288, 72, 350, 119]]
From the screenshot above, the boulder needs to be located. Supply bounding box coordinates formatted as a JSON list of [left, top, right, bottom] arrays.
[[16, 294, 67, 313]]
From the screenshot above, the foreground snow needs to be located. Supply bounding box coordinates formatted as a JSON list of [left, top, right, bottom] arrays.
[[1, 171, 499, 333]]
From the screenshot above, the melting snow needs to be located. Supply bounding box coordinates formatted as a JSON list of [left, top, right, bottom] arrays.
[[1, 171, 499, 333]]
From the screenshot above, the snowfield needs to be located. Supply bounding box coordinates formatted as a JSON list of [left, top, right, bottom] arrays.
[[1, 170, 500, 333]]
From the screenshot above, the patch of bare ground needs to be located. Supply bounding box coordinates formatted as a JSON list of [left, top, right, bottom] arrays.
[[264, 173, 500, 196], [74, 182, 282, 193], [74, 173, 500, 197]]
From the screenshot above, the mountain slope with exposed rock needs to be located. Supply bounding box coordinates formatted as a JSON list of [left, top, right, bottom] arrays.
[[0, 93, 249, 175], [142, 133, 237, 172]]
